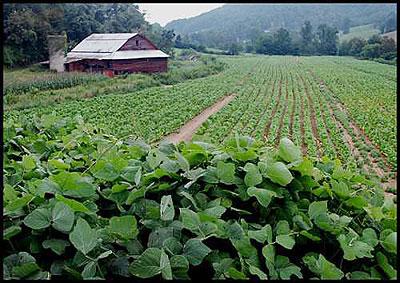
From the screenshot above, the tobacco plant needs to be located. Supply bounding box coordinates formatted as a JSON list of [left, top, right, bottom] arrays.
[[3, 116, 397, 280]]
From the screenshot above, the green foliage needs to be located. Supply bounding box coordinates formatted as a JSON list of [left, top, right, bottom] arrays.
[[3, 116, 397, 280], [166, 4, 394, 50], [3, 3, 171, 66]]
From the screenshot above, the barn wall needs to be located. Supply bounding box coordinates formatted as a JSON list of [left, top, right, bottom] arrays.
[[66, 58, 168, 74], [67, 59, 108, 72], [111, 58, 168, 73], [118, 35, 157, 51]]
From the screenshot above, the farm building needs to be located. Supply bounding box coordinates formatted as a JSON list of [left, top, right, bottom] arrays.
[[64, 33, 169, 76]]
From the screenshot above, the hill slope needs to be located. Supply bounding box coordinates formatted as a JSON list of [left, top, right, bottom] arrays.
[[166, 4, 396, 47]]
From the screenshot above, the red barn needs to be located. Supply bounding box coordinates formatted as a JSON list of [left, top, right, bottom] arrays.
[[65, 33, 169, 77]]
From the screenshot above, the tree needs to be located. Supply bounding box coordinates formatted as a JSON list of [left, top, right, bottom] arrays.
[[175, 34, 183, 48], [315, 24, 338, 55], [362, 44, 381, 58], [255, 33, 274, 54], [273, 28, 292, 55], [339, 40, 351, 56], [3, 3, 168, 66], [380, 37, 396, 54], [227, 43, 240, 55], [300, 21, 314, 55], [367, 34, 382, 45], [348, 37, 367, 56]]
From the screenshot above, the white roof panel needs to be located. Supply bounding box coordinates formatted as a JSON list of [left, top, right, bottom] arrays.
[[71, 40, 127, 53], [105, 50, 170, 60], [70, 33, 138, 53]]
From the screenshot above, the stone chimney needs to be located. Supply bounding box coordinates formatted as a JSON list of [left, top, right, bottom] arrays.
[[47, 34, 66, 72]]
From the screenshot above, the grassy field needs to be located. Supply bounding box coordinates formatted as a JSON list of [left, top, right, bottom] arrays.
[[4, 55, 397, 182], [339, 24, 381, 42]]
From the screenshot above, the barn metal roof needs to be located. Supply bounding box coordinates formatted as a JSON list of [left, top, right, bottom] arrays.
[[71, 33, 138, 53], [66, 33, 169, 62]]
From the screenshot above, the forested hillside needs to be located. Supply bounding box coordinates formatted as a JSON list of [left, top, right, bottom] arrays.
[[3, 3, 175, 67], [166, 4, 396, 48]]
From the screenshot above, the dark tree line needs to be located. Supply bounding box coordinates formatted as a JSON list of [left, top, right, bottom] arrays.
[[339, 34, 396, 62], [4, 4, 176, 67], [244, 22, 339, 56]]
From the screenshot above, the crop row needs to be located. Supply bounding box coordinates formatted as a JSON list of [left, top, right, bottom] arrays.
[[299, 57, 396, 170]]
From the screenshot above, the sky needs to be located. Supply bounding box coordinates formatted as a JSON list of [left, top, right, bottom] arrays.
[[138, 3, 225, 27]]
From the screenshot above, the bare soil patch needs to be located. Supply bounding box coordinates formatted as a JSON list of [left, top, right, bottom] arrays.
[[164, 94, 237, 144]]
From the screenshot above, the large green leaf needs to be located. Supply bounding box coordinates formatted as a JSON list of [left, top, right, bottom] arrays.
[[51, 202, 75, 232], [170, 255, 189, 279], [216, 161, 236, 185], [160, 249, 172, 280], [42, 239, 70, 255], [22, 155, 36, 171], [248, 265, 267, 279], [338, 231, 374, 260], [12, 262, 40, 278], [376, 251, 397, 279], [69, 218, 98, 255], [3, 225, 22, 240], [91, 160, 120, 182], [179, 208, 200, 230], [380, 231, 396, 254], [248, 224, 272, 244], [275, 255, 302, 279], [331, 180, 350, 199], [55, 194, 93, 214], [265, 162, 293, 186], [4, 194, 34, 215], [109, 215, 138, 240], [163, 237, 183, 255], [303, 254, 344, 279], [308, 201, 328, 221], [50, 172, 96, 198], [243, 163, 262, 187], [247, 187, 277, 208], [23, 208, 51, 230], [160, 195, 175, 221], [183, 239, 211, 266], [129, 248, 162, 278], [278, 138, 302, 163], [276, 234, 295, 250]]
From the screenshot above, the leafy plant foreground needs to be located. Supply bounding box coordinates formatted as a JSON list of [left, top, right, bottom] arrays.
[[3, 116, 397, 280]]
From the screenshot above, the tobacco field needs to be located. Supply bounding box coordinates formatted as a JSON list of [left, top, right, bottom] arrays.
[[3, 55, 397, 280]]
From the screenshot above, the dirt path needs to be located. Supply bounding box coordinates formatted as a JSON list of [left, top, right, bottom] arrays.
[[164, 94, 237, 144]]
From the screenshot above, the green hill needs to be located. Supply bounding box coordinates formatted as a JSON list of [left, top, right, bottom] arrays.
[[166, 4, 396, 48], [339, 24, 381, 42]]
